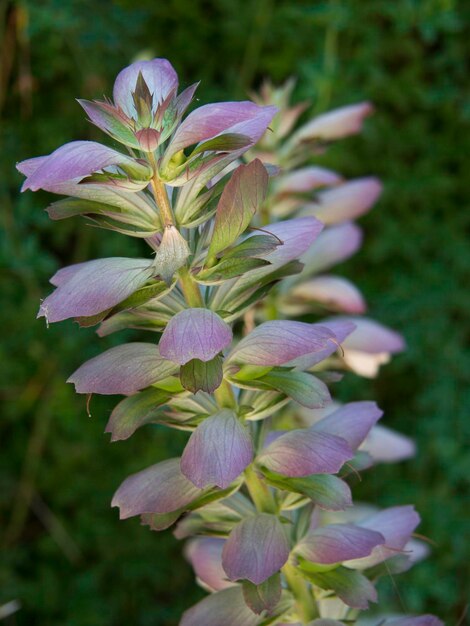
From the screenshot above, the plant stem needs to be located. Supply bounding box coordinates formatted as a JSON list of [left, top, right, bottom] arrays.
[[178, 266, 204, 307], [282, 560, 318, 622], [244, 464, 277, 514], [148, 153, 174, 227]]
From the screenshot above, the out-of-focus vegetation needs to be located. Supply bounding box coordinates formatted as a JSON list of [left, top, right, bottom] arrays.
[[0, 1, 468, 624]]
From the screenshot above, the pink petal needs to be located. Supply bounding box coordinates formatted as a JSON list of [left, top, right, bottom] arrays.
[[67, 343, 177, 395], [184, 537, 233, 591], [313, 401, 383, 451], [222, 513, 290, 584], [181, 410, 253, 489], [159, 308, 233, 365], [113, 58, 178, 117]]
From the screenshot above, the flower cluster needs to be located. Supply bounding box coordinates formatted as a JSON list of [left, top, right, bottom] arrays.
[[18, 59, 440, 625]]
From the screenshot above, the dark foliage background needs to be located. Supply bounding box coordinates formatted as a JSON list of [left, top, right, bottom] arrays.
[[1, 1, 468, 624]]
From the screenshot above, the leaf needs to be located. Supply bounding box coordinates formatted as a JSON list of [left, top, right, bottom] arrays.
[[207, 159, 269, 257], [297, 564, 377, 610], [105, 387, 171, 441], [262, 471, 352, 511], [257, 370, 331, 409], [242, 573, 282, 615], [180, 356, 224, 393], [191, 132, 252, 156], [224, 234, 281, 259], [196, 257, 271, 284]]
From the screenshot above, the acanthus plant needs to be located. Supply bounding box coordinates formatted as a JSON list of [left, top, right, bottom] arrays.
[[17, 59, 442, 626]]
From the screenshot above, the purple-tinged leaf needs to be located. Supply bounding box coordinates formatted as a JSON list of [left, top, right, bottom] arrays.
[[294, 102, 373, 142], [275, 166, 342, 194], [289, 276, 366, 314], [310, 177, 382, 225], [285, 319, 356, 370], [77, 99, 139, 147], [185, 537, 233, 591], [360, 424, 416, 463], [105, 387, 171, 441], [111, 458, 204, 519], [208, 159, 269, 257], [180, 586, 260, 626], [258, 370, 331, 409], [227, 321, 337, 366], [180, 356, 223, 393], [313, 402, 383, 451], [165, 101, 277, 159], [255, 217, 324, 267], [113, 58, 178, 118], [181, 410, 253, 489], [222, 513, 290, 584], [242, 573, 282, 614], [347, 505, 420, 569], [296, 524, 385, 564], [67, 343, 177, 395], [300, 565, 377, 610], [38, 257, 155, 323], [18, 141, 146, 192], [159, 308, 233, 365], [257, 428, 353, 477]]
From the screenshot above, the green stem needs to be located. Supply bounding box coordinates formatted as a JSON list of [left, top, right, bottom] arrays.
[[282, 561, 318, 622], [244, 464, 277, 514], [213, 379, 237, 409], [178, 266, 204, 307], [148, 153, 175, 227]]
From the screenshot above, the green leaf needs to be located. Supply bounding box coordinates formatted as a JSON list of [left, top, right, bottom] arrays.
[[195, 257, 271, 284], [207, 159, 268, 257], [261, 470, 352, 511], [256, 370, 331, 409], [297, 565, 377, 610], [105, 387, 171, 442], [191, 132, 252, 156], [180, 356, 223, 393], [224, 234, 281, 259], [242, 573, 282, 615]]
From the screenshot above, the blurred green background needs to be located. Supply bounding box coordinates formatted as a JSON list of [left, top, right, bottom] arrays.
[[1, 0, 468, 624]]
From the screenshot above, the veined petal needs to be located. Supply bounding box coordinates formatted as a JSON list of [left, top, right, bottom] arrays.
[[159, 308, 233, 365], [222, 513, 290, 584], [111, 458, 204, 519], [181, 410, 253, 489], [184, 537, 233, 591], [310, 177, 382, 225], [67, 343, 177, 395], [346, 505, 420, 569], [227, 321, 337, 366], [296, 523, 385, 564], [165, 101, 277, 159], [289, 276, 366, 314], [18, 141, 142, 192], [113, 58, 178, 118], [300, 222, 363, 275], [256, 217, 324, 267], [180, 586, 260, 626], [258, 428, 353, 477], [38, 257, 154, 323], [294, 102, 373, 142], [313, 402, 383, 451]]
